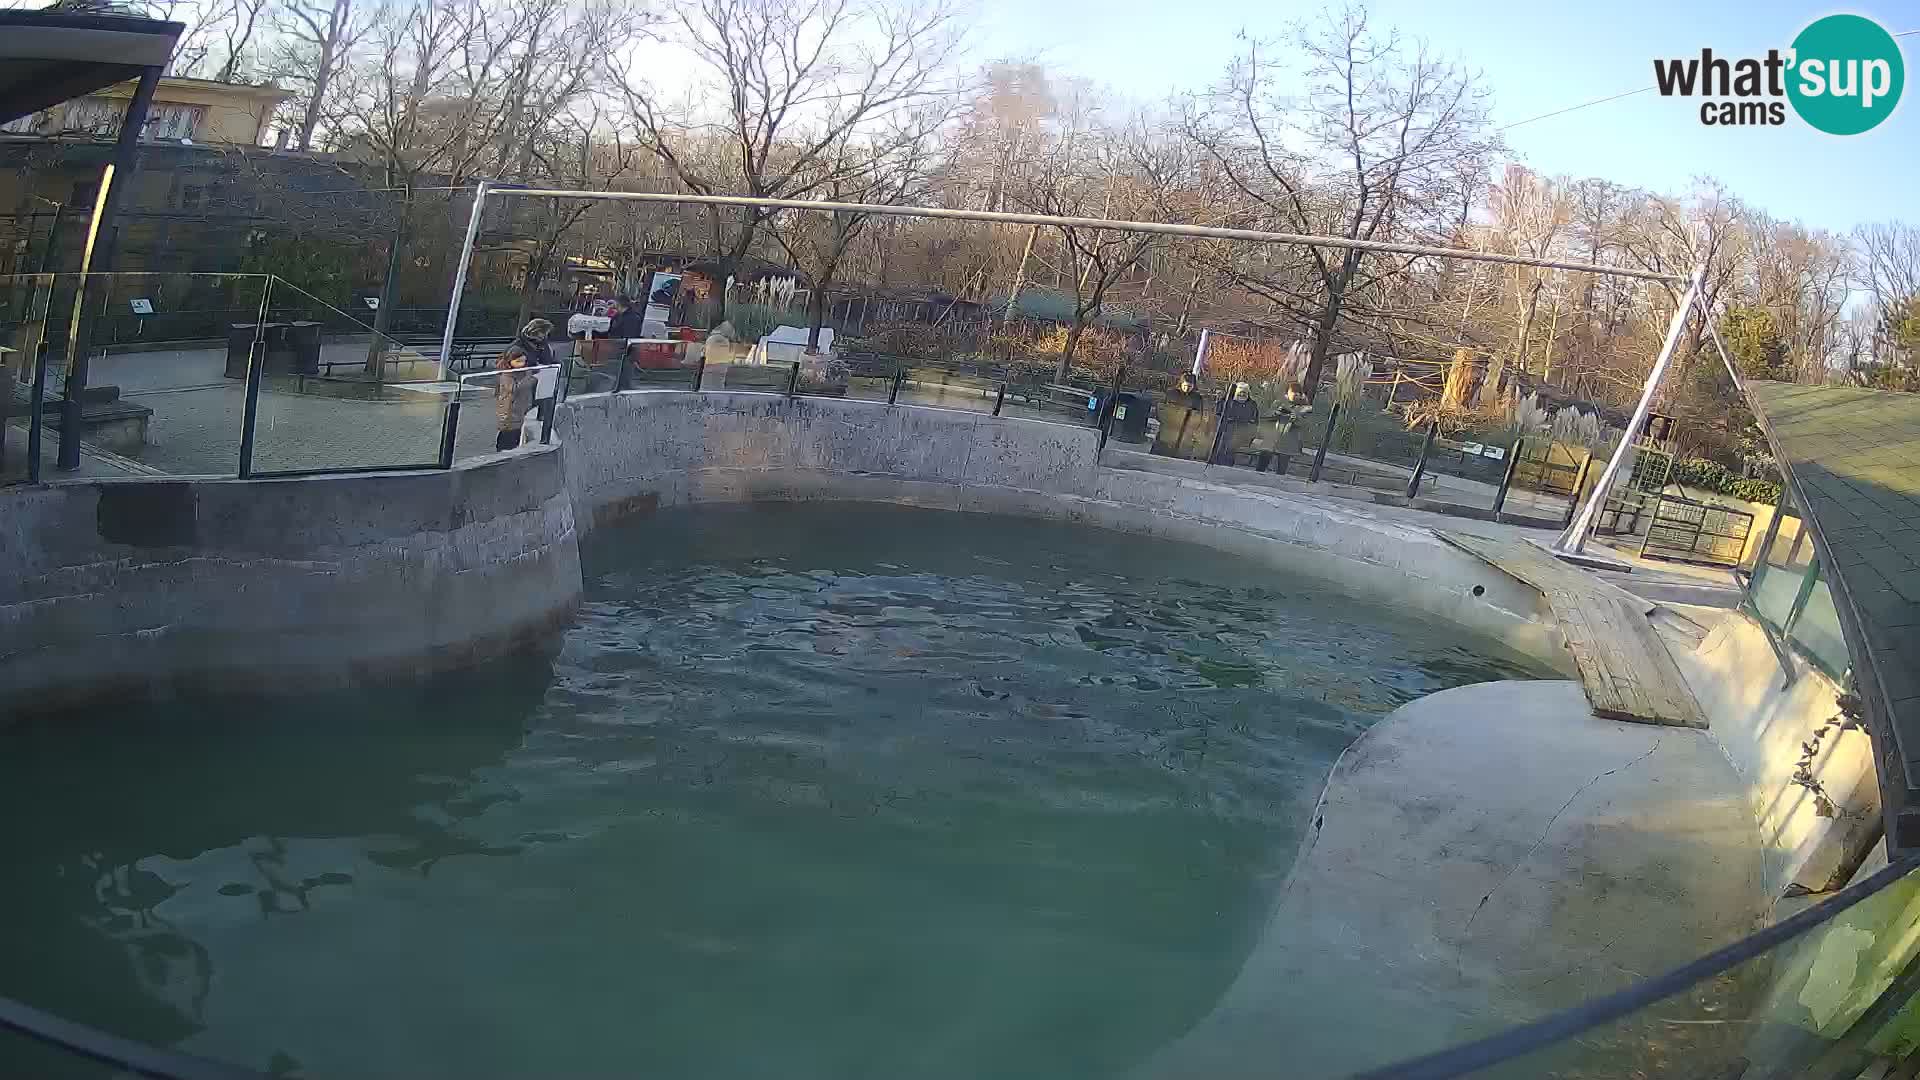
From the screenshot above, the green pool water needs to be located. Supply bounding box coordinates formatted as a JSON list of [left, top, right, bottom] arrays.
[[0, 503, 1545, 1079]]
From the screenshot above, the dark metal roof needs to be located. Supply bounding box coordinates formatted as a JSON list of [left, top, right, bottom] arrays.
[[1746, 380, 1920, 848], [0, 10, 183, 127]]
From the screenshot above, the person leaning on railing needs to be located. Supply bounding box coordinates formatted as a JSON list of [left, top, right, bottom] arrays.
[[495, 319, 553, 451]]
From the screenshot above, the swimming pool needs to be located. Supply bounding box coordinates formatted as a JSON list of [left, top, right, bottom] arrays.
[[0, 503, 1547, 1078]]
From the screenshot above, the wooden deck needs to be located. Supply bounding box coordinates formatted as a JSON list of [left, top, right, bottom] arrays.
[[1438, 530, 1708, 729]]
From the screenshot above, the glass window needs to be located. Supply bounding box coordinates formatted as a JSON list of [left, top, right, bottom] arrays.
[[1750, 513, 1807, 631], [1788, 566, 1851, 678]]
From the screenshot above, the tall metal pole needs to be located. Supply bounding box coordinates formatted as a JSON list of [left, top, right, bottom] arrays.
[[439, 180, 489, 382], [1555, 264, 1707, 555], [58, 66, 160, 470], [56, 164, 116, 471], [493, 188, 1689, 285]]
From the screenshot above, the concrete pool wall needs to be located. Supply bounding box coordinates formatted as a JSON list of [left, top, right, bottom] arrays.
[[0, 443, 581, 714], [556, 389, 1570, 671]]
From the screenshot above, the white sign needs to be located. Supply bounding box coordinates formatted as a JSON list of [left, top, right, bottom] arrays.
[[129, 298, 153, 315], [363, 297, 380, 311], [1462, 441, 1484, 456], [1483, 445, 1506, 461]]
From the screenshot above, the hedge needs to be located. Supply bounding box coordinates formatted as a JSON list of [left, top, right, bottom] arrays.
[[1672, 457, 1780, 505]]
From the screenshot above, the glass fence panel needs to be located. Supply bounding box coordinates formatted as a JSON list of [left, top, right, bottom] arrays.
[[0, 273, 56, 484], [448, 364, 561, 466], [1788, 567, 1852, 679], [244, 279, 446, 475], [1751, 515, 1812, 632], [29, 273, 269, 479]]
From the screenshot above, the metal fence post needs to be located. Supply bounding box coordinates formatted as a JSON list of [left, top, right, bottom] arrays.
[[1564, 455, 1595, 528], [1309, 402, 1340, 483], [237, 339, 264, 478], [785, 360, 800, 399], [1406, 421, 1439, 500], [993, 381, 1006, 416], [691, 353, 706, 392], [1492, 437, 1521, 519], [614, 347, 633, 392], [539, 384, 555, 445], [1097, 376, 1123, 451], [888, 364, 903, 405], [26, 339, 49, 483], [438, 395, 461, 468]]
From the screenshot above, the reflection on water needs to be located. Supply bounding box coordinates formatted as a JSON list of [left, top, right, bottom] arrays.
[[0, 503, 1543, 1079]]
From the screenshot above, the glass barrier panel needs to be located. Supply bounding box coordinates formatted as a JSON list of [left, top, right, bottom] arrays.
[[449, 364, 562, 466], [48, 272, 268, 479], [0, 274, 55, 483], [1787, 567, 1851, 679], [244, 278, 446, 474], [841, 351, 898, 403]]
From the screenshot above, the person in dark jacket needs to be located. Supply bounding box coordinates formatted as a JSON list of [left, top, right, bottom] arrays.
[[495, 319, 553, 451], [607, 295, 646, 338]]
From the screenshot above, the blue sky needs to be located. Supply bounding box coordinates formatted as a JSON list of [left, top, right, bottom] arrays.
[[969, 0, 1918, 233]]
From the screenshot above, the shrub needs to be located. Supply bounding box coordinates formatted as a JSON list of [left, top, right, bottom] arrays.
[[1672, 456, 1779, 504], [725, 302, 786, 345]]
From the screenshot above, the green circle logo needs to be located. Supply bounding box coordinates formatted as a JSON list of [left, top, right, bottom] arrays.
[[1787, 14, 1904, 135]]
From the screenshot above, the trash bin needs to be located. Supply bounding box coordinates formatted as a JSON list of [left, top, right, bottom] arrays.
[[225, 323, 257, 379], [1108, 391, 1150, 443], [262, 322, 293, 373], [286, 321, 322, 375]]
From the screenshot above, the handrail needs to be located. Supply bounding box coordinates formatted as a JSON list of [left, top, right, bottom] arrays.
[[0, 996, 264, 1080]]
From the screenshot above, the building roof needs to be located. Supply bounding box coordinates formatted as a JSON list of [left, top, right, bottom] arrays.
[[1746, 380, 1920, 846], [0, 10, 183, 126]]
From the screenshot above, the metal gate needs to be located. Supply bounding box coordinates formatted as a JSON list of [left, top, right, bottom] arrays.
[[1640, 495, 1754, 567], [1511, 439, 1589, 498]]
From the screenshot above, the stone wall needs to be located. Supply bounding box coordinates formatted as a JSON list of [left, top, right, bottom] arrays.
[[0, 444, 581, 714]]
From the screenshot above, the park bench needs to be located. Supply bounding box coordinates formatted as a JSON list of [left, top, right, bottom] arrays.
[[380, 335, 518, 377]]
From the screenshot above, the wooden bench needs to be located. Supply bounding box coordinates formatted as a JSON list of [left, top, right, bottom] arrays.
[[386, 336, 517, 377]]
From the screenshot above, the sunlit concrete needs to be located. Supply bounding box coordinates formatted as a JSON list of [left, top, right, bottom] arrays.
[[1137, 680, 1769, 1079]]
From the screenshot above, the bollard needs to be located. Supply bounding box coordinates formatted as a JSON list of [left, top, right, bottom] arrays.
[[1309, 402, 1340, 483], [438, 397, 462, 468], [237, 339, 265, 479], [615, 348, 633, 392], [691, 354, 706, 392], [786, 360, 801, 399], [1406, 421, 1439, 500], [1491, 437, 1521, 519], [993, 381, 1006, 416], [888, 365, 904, 405], [26, 339, 49, 483]]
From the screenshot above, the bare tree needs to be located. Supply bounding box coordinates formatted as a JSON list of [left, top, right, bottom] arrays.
[[328, 0, 529, 374], [1013, 111, 1189, 381], [603, 0, 966, 290], [1184, 3, 1497, 397], [272, 0, 366, 150], [1857, 221, 1920, 362], [771, 110, 948, 350]]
